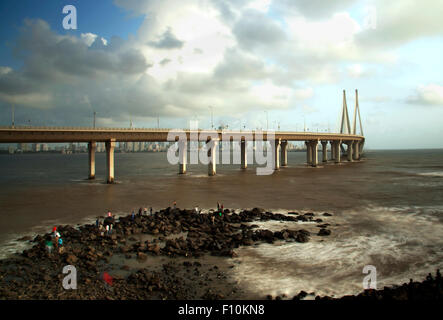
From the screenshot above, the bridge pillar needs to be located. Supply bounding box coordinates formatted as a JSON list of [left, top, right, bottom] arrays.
[[311, 140, 318, 167], [321, 141, 328, 162], [179, 140, 187, 174], [273, 139, 281, 170], [281, 140, 288, 167], [334, 141, 341, 163], [241, 140, 247, 169], [305, 141, 312, 166], [346, 141, 354, 162], [207, 138, 218, 176], [88, 141, 96, 179], [353, 141, 360, 160], [330, 141, 335, 161], [106, 139, 116, 184]]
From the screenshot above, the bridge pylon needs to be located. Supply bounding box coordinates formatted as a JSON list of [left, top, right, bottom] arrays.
[[340, 90, 352, 135], [352, 89, 364, 156], [352, 89, 363, 136], [340, 90, 351, 154]]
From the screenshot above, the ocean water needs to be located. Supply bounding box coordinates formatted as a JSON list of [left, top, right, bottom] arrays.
[[0, 149, 442, 298]]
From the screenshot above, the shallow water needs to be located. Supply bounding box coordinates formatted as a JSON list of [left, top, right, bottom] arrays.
[[0, 149, 442, 298]]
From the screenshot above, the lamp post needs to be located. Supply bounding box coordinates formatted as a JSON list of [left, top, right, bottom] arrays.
[[209, 106, 213, 129], [11, 104, 15, 128]]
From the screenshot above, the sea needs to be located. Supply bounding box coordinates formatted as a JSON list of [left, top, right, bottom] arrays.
[[0, 149, 442, 298]]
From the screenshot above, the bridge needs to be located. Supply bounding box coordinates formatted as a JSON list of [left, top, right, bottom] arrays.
[[0, 90, 365, 183]]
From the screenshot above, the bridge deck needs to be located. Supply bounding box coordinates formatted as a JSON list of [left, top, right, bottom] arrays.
[[0, 127, 364, 143]]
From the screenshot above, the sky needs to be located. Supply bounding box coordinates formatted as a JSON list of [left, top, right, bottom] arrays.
[[0, 0, 442, 149]]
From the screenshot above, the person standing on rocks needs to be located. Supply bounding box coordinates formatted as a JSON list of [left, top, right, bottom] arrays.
[[58, 237, 64, 254], [143, 208, 148, 215], [45, 235, 53, 256], [173, 201, 177, 209], [52, 227, 60, 250], [150, 207, 153, 215], [131, 210, 135, 221]]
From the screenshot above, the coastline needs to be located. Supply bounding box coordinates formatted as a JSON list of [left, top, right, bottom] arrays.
[[0, 207, 441, 300]]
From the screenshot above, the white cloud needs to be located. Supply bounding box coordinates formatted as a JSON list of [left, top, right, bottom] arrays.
[[294, 87, 314, 100], [246, 0, 271, 13], [81, 33, 98, 46], [408, 84, 443, 106], [356, 0, 443, 48], [1, 0, 442, 133], [0, 66, 12, 75]]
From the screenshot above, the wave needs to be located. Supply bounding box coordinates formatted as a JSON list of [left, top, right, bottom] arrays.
[[417, 172, 443, 177]]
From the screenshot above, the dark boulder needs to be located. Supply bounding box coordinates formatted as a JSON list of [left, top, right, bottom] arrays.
[[318, 228, 331, 236]]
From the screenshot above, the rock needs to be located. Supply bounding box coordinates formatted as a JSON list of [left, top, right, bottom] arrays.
[[323, 213, 332, 216], [66, 254, 78, 265], [137, 252, 147, 261], [318, 228, 331, 236], [17, 236, 32, 241], [252, 208, 265, 214], [256, 229, 274, 243], [295, 232, 310, 243], [293, 290, 308, 300]]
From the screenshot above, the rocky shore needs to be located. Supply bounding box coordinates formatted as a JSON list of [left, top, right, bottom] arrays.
[[0, 207, 440, 300]]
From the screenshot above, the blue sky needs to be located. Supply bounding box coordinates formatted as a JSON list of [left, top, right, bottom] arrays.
[[0, 0, 442, 149], [0, 0, 143, 68]]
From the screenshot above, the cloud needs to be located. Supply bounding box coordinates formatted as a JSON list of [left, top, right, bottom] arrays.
[[1, 0, 441, 132], [233, 9, 286, 49], [0, 19, 152, 123], [147, 27, 184, 49], [356, 1, 443, 48], [408, 84, 443, 106], [294, 87, 314, 100], [274, 0, 357, 19], [159, 58, 172, 66]]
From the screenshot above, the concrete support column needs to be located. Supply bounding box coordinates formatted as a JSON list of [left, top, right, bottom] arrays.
[[334, 141, 341, 163], [179, 140, 187, 174], [330, 141, 336, 161], [353, 141, 360, 160], [241, 140, 247, 169], [88, 141, 96, 179], [311, 140, 318, 167], [106, 139, 116, 184], [347, 141, 354, 162], [207, 139, 218, 176], [321, 141, 328, 162], [273, 139, 281, 170], [305, 141, 312, 166], [281, 140, 288, 167]]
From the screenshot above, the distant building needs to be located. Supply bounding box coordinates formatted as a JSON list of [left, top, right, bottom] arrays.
[[33, 143, 41, 152]]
